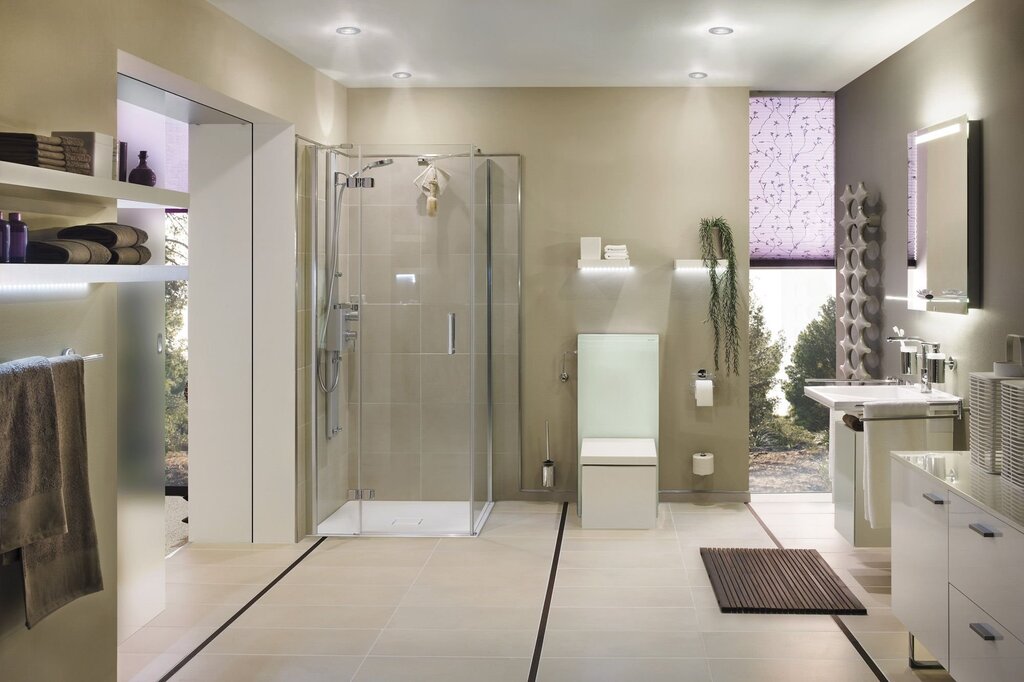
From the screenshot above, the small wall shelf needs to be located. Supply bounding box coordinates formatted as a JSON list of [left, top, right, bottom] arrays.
[[578, 259, 632, 270], [0, 264, 188, 285], [674, 259, 726, 270], [0, 160, 189, 216]]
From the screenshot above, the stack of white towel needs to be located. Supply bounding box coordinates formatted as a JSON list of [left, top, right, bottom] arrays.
[[604, 244, 629, 260]]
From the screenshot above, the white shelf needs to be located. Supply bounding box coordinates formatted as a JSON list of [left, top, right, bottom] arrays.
[[0, 161, 188, 216], [675, 259, 727, 270], [0, 264, 188, 285], [578, 258, 632, 270]]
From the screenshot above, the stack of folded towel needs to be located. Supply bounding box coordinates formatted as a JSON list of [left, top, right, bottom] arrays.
[[27, 223, 150, 265], [604, 244, 629, 260], [0, 133, 93, 175]]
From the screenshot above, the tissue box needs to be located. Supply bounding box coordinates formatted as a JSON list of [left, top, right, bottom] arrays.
[[52, 131, 114, 179]]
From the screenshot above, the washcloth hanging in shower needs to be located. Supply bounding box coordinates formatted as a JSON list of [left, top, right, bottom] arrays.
[[413, 163, 450, 217]]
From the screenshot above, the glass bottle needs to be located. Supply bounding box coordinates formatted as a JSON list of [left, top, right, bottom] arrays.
[[8, 212, 27, 263], [128, 150, 157, 187]]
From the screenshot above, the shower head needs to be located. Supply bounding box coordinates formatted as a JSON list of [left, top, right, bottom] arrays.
[[335, 158, 394, 187], [357, 158, 394, 176]]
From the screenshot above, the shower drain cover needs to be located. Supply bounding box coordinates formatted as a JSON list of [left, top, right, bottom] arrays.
[[391, 517, 424, 527]]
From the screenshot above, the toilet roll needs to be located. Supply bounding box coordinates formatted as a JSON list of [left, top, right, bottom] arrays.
[[695, 378, 714, 407], [693, 452, 714, 476]]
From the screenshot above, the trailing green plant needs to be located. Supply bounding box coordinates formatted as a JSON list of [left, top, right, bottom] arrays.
[[699, 217, 740, 374]]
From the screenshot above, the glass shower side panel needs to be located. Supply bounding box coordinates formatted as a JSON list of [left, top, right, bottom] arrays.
[[355, 144, 476, 535], [474, 156, 520, 530]]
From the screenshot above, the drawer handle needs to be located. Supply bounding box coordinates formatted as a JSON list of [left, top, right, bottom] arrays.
[[970, 622, 1003, 641], [922, 492, 945, 505], [970, 522, 999, 538]]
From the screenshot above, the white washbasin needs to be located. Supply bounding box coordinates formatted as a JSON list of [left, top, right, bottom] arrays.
[[804, 383, 961, 412]]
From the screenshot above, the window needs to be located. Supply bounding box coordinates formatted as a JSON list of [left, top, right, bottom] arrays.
[[749, 95, 835, 266]]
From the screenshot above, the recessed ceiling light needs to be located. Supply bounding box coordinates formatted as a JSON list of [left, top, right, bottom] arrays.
[[688, 72, 708, 79], [392, 71, 413, 79], [708, 26, 734, 35], [335, 26, 361, 35]]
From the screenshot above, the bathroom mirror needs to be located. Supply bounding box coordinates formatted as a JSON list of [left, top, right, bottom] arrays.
[[906, 114, 981, 314]]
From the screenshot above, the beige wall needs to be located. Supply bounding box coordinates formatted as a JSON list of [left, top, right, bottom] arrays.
[[348, 87, 751, 499], [836, 0, 1024, 398], [0, 1, 346, 679]]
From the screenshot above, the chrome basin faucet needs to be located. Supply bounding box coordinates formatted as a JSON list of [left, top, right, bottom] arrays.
[[885, 336, 954, 393]]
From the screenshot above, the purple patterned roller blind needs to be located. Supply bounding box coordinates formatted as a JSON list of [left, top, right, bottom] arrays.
[[749, 96, 835, 266]]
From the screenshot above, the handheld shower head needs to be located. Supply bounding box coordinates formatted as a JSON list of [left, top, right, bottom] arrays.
[[358, 158, 394, 175]]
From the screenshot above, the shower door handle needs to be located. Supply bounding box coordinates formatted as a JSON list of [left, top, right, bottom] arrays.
[[448, 313, 456, 355]]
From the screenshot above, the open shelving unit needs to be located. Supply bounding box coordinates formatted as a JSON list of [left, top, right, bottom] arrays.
[[0, 160, 188, 285]]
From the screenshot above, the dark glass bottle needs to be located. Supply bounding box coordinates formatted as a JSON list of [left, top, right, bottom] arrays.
[[8, 212, 27, 263], [0, 211, 9, 263], [128, 150, 157, 187]]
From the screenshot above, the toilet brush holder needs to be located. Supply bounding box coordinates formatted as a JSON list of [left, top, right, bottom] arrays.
[[541, 419, 556, 488], [542, 460, 556, 488]]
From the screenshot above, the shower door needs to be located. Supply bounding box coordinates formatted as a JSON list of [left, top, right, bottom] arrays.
[[352, 144, 482, 535]]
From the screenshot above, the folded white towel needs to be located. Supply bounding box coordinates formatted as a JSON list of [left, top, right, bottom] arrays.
[[603, 253, 629, 260], [863, 401, 928, 529], [604, 245, 628, 252]]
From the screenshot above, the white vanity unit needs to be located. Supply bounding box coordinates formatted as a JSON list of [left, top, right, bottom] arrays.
[[804, 384, 959, 547], [891, 451, 1024, 681]]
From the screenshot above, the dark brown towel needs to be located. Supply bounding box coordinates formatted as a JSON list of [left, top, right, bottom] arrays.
[[110, 245, 152, 265], [0, 133, 62, 145], [54, 223, 147, 248], [21, 356, 103, 627], [0, 358, 67, 555], [27, 239, 113, 264]]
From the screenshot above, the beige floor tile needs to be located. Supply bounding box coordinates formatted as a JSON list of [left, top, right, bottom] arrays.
[[165, 582, 263, 606], [702, 630, 865, 660], [550, 586, 693, 608], [558, 538, 681, 553], [233, 603, 395, 629], [778, 536, 857, 552], [695, 608, 840, 632], [668, 502, 750, 514], [838, 608, 909, 632], [554, 567, 692, 587], [167, 548, 304, 567], [353, 656, 530, 682], [557, 550, 685, 569], [387, 605, 541, 630], [166, 564, 283, 585], [478, 512, 561, 536], [854, 631, 915, 660], [541, 629, 705, 658], [491, 500, 563, 513], [185, 539, 317, 552], [118, 625, 210, 655], [144, 603, 238, 629], [282, 564, 421, 586], [370, 628, 536, 657], [399, 583, 547, 608], [546, 606, 699, 631], [317, 536, 440, 551], [748, 501, 835, 515], [204, 627, 380, 656], [875, 658, 955, 681], [259, 582, 408, 606], [302, 548, 435, 567], [537, 657, 712, 682], [689, 586, 720, 609], [118, 652, 185, 682], [174, 653, 363, 681], [707, 657, 878, 682], [414, 563, 551, 587]]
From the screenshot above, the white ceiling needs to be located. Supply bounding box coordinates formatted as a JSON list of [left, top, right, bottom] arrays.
[[207, 0, 974, 90]]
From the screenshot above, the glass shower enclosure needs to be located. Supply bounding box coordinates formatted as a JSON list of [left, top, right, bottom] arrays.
[[296, 141, 520, 536]]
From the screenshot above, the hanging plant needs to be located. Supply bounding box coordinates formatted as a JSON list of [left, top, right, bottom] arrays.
[[699, 217, 740, 375]]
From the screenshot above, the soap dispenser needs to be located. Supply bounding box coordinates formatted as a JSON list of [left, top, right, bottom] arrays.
[[7, 212, 27, 263], [0, 211, 9, 263]]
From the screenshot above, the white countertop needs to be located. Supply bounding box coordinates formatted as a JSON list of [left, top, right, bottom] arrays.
[[804, 383, 961, 413], [580, 438, 657, 466]]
